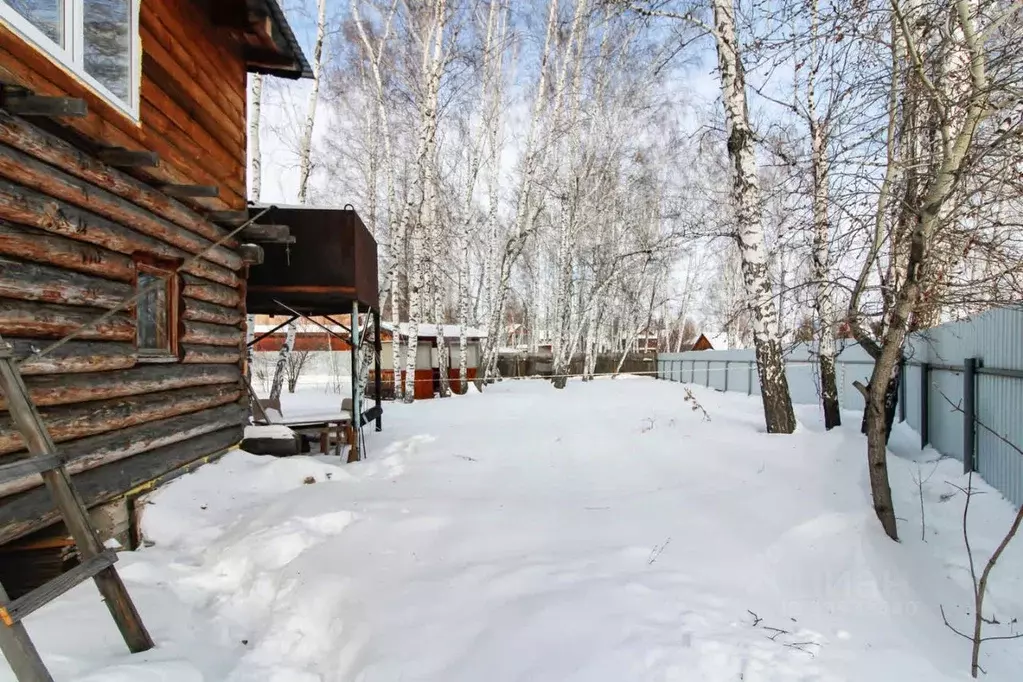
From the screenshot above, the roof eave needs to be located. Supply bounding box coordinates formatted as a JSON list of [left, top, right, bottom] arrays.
[[261, 0, 314, 80]]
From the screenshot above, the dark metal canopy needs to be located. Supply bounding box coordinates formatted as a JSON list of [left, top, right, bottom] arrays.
[[245, 205, 379, 316]]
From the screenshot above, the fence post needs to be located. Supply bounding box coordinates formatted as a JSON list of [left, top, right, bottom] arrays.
[[747, 361, 753, 395], [898, 357, 906, 423], [963, 357, 977, 474], [724, 360, 730, 392], [920, 362, 929, 449], [705, 360, 710, 387]]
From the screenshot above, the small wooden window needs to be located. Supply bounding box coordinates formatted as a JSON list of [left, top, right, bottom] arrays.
[[134, 259, 179, 360]]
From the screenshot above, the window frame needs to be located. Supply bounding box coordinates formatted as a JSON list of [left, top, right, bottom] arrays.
[[133, 257, 181, 362], [0, 0, 141, 120]]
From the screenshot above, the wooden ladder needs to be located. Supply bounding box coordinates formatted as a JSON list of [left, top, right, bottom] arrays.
[[0, 340, 153, 682]]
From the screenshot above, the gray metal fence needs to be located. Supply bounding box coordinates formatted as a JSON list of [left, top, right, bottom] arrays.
[[657, 306, 1023, 507]]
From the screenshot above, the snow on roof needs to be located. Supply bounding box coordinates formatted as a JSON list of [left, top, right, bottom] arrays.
[[381, 322, 488, 339]]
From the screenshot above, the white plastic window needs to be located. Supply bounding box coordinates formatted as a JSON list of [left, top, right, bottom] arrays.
[[0, 0, 139, 119]]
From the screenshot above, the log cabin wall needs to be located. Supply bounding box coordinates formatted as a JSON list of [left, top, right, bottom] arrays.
[[0, 109, 247, 546], [0, 0, 248, 211]]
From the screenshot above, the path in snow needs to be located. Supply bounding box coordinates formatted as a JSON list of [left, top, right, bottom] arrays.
[[5, 378, 1023, 681]]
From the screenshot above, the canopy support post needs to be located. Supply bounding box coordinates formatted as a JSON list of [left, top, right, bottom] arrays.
[[348, 301, 362, 462]]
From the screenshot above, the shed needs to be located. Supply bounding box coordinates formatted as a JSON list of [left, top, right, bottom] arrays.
[[374, 323, 488, 400], [0, 0, 308, 580]]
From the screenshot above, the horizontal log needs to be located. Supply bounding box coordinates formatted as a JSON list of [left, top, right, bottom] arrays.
[[0, 300, 133, 341], [138, 25, 244, 160], [0, 363, 241, 410], [0, 177, 239, 287], [0, 384, 242, 456], [183, 297, 244, 326], [0, 425, 243, 545], [0, 143, 241, 271], [181, 274, 241, 308], [160, 184, 219, 198], [94, 148, 160, 167], [0, 402, 245, 498], [182, 344, 241, 364], [0, 111, 238, 247], [0, 220, 134, 282], [7, 338, 137, 375], [139, 0, 246, 124], [183, 320, 243, 347], [0, 256, 131, 308], [4, 96, 87, 117]]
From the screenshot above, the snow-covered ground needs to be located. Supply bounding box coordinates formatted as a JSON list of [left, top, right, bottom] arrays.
[[6, 378, 1023, 681]]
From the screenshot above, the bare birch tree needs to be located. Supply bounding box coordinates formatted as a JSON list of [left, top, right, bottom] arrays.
[[402, 0, 448, 403], [620, 0, 796, 433], [269, 0, 330, 400]]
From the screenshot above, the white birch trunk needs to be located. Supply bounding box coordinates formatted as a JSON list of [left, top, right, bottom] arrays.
[[351, 0, 402, 399], [269, 322, 297, 403], [479, 0, 560, 383], [297, 0, 328, 204], [249, 74, 263, 201], [711, 0, 795, 433], [403, 0, 447, 403], [806, 0, 840, 430]]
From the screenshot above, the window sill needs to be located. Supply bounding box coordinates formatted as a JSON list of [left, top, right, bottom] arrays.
[[136, 353, 179, 364]]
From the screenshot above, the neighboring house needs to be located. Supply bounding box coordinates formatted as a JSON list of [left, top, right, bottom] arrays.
[[373, 323, 488, 400], [629, 329, 660, 352], [691, 333, 716, 351], [0, 0, 309, 576]]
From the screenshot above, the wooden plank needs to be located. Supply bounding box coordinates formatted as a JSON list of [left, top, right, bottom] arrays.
[[0, 177, 240, 287], [0, 300, 134, 342], [0, 221, 135, 282], [181, 344, 241, 364], [0, 30, 244, 212], [0, 363, 241, 410], [94, 149, 160, 167], [0, 111, 238, 247], [0, 455, 61, 486], [0, 581, 53, 682], [182, 320, 244, 347], [0, 384, 242, 456], [0, 256, 132, 309], [241, 224, 290, 242], [2, 550, 117, 624], [4, 95, 87, 118], [206, 210, 249, 225], [8, 338, 136, 376], [183, 297, 245, 326], [0, 426, 242, 545], [181, 275, 241, 308], [0, 143, 242, 271], [159, 184, 220, 199], [0, 403, 245, 497], [0, 348, 153, 652]]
